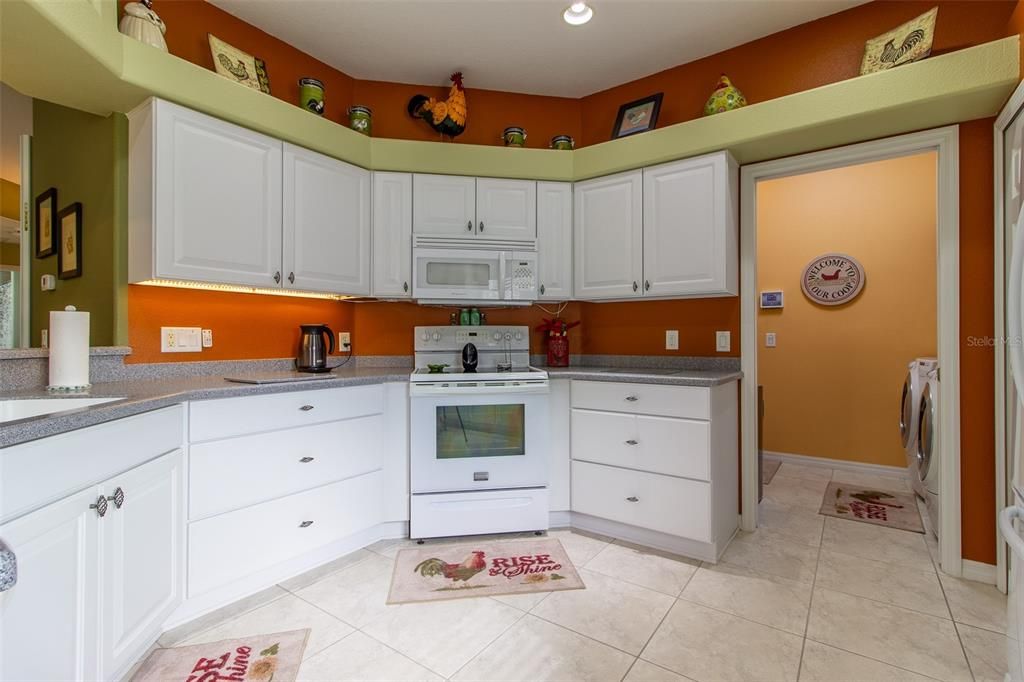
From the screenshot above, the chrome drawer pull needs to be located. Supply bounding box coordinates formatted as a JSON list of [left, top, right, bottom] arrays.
[[299, 456, 315, 463], [89, 496, 108, 518], [106, 487, 125, 509], [299, 405, 315, 411], [626, 496, 640, 503], [299, 521, 314, 528], [625, 439, 638, 446], [625, 395, 639, 402]]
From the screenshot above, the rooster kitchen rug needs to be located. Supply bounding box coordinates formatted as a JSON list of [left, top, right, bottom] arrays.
[[130, 629, 309, 682], [819, 482, 925, 533], [387, 538, 585, 604]]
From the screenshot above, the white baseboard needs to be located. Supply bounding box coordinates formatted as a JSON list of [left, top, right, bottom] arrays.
[[763, 450, 909, 478], [961, 559, 998, 585], [549, 510, 572, 528]]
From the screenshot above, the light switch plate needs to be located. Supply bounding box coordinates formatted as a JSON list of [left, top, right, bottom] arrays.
[[765, 332, 777, 348], [716, 331, 731, 353], [665, 330, 679, 350], [161, 326, 202, 353]]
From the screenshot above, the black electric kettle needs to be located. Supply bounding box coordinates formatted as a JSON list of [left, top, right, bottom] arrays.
[[296, 324, 335, 373]]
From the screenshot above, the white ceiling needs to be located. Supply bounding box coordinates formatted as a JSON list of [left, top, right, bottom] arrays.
[[208, 0, 868, 98]]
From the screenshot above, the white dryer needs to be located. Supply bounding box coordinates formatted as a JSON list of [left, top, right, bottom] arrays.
[[901, 357, 937, 500], [916, 365, 940, 536]]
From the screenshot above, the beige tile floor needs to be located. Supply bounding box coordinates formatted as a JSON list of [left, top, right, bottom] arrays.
[[157, 463, 1009, 681]]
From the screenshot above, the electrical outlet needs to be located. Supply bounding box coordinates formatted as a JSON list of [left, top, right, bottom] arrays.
[[665, 330, 679, 350], [765, 332, 777, 348], [716, 331, 731, 353], [161, 326, 202, 353], [201, 329, 213, 348], [339, 332, 352, 350]]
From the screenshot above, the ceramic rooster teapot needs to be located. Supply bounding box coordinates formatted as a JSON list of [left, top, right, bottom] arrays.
[[119, 0, 168, 52]]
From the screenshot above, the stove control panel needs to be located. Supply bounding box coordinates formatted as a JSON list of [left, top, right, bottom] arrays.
[[415, 325, 529, 352]]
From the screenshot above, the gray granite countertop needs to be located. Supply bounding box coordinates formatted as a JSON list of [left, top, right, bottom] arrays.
[[543, 366, 743, 386]]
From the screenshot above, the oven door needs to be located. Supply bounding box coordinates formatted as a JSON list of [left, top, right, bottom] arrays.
[[410, 385, 550, 493], [413, 248, 501, 301]]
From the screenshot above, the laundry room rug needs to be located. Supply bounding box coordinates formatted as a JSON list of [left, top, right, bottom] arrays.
[[819, 482, 924, 533], [130, 629, 309, 682], [762, 459, 782, 485], [387, 538, 585, 605]]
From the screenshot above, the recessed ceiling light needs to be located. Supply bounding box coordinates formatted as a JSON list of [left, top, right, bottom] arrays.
[[563, 2, 593, 26]]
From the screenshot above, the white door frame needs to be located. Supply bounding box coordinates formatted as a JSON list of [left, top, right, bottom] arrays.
[[740, 126, 962, 576], [993, 80, 1024, 594]]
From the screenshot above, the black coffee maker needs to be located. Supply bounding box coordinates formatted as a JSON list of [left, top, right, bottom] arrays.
[[296, 324, 335, 373], [461, 342, 478, 373]]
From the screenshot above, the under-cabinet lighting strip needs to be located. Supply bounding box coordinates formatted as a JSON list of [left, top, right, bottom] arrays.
[[134, 279, 353, 301]]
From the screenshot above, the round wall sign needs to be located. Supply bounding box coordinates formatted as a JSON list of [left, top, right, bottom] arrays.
[[800, 253, 865, 306]]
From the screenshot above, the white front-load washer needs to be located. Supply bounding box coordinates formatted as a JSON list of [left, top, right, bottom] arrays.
[[901, 357, 937, 500], [916, 366, 940, 537]]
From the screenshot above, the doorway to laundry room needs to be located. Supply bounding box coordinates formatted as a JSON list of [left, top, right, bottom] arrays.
[[751, 149, 940, 550]]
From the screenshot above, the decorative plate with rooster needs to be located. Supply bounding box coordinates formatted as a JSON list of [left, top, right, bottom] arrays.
[[800, 253, 865, 306]]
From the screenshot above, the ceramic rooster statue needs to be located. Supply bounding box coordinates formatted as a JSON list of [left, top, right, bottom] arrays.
[[414, 550, 486, 583], [407, 72, 467, 138]]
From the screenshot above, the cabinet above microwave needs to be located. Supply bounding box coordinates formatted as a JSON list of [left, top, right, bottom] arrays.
[[414, 174, 537, 241]]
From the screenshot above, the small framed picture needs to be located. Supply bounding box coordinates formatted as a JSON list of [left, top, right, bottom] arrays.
[[56, 202, 82, 280], [611, 93, 663, 139], [760, 291, 784, 309], [860, 7, 937, 75], [35, 187, 58, 258], [208, 34, 271, 94]]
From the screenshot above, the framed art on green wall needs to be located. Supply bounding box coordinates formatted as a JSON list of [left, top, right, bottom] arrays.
[[34, 187, 57, 258], [56, 202, 82, 279]]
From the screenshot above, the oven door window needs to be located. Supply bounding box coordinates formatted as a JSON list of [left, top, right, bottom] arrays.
[[436, 405, 525, 459]]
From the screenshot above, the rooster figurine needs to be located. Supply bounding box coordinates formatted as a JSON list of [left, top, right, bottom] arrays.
[[414, 550, 486, 583], [408, 72, 468, 138]]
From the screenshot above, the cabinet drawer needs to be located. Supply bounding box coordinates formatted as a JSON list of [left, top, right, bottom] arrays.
[[189, 414, 383, 519], [571, 381, 709, 419], [189, 384, 384, 442], [571, 410, 710, 481], [571, 460, 710, 541], [188, 470, 384, 596]]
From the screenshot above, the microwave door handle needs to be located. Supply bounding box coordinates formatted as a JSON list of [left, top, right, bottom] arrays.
[[498, 253, 508, 301]]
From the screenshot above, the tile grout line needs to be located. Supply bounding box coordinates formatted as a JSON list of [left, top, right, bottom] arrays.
[[795, 491, 826, 681]]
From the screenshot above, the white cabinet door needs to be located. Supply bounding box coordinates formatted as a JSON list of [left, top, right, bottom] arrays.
[[372, 172, 413, 298], [0, 489, 99, 682], [98, 450, 185, 680], [574, 171, 643, 299], [548, 380, 572, 513], [476, 178, 536, 239], [153, 100, 283, 288], [643, 152, 738, 297], [413, 174, 476, 236], [284, 143, 371, 295], [536, 182, 573, 300]]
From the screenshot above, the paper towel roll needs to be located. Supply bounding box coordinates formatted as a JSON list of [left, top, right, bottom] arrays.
[[48, 305, 90, 390]]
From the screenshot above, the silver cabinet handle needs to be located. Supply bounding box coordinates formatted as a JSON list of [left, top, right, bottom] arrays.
[[539, 284, 546, 295], [625, 395, 639, 402], [299, 521, 314, 528], [299, 456, 315, 463], [467, 220, 473, 232], [274, 271, 281, 284], [625, 439, 638, 445], [632, 281, 638, 292], [479, 221, 485, 232], [106, 487, 125, 509], [288, 272, 295, 284], [299, 405, 315, 411], [626, 496, 639, 503], [89, 495, 108, 518], [403, 281, 409, 293], [644, 280, 651, 291]]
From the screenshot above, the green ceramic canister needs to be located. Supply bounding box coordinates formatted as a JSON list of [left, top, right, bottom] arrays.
[[459, 308, 471, 326], [470, 308, 481, 325], [550, 134, 575, 150], [502, 126, 527, 147], [299, 78, 325, 115], [348, 105, 372, 136]]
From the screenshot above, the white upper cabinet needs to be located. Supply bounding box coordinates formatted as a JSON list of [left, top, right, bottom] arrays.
[[283, 144, 371, 295], [130, 98, 283, 288], [413, 174, 477, 236], [372, 172, 413, 298], [536, 182, 573, 300], [475, 178, 537, 239], [574, 171, 644, 299], [643, 152, 738, 297]]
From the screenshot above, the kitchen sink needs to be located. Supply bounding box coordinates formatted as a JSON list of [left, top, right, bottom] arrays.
[[0, 397, 124, 424]]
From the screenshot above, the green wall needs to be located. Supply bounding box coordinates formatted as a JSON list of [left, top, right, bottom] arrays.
[[30, 100, 127, 346], [1, 179, 19, 266]]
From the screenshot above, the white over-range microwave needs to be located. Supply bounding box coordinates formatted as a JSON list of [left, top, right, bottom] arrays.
[[412, 236, 538, 305]]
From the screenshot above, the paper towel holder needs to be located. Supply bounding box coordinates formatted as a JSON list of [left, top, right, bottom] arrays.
[[47, 305, 92, 393]]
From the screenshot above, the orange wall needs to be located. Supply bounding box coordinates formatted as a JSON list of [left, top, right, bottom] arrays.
[[756, 153, 938, 468], [581, 299, 739, 357]]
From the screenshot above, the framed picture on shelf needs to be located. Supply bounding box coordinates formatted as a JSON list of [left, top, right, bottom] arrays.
[[56, 202, 82, 280], [208, 34, 271, 94], [860, 7, 937, 74], [611, 93, 663, 139], [34, 187, 58, 258]]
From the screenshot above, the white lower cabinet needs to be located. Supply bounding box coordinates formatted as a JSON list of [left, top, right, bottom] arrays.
[[570, 380, 738, 561], [0, 447, 185, 682]]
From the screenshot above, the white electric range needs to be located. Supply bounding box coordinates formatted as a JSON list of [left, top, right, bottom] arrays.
[[409, 326, 550, 539]]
